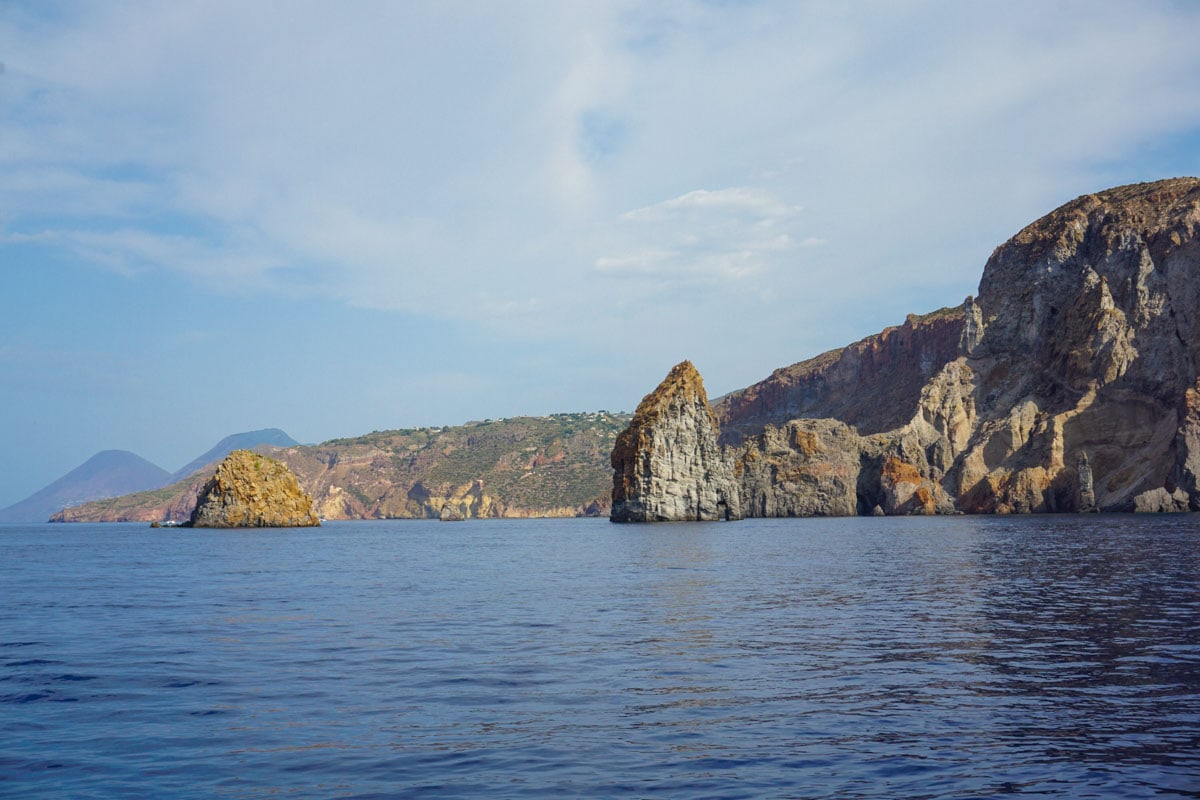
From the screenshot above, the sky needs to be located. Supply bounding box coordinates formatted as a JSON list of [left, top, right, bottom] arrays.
[[2, 0, 1200, 508]]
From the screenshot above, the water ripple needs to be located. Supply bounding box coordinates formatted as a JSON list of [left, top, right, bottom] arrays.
[[1, 516, 1198, 798]]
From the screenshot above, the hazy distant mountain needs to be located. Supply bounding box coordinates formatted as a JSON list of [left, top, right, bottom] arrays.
[[0, 450, 170, 524], [170, 428, 298, 481], [1, 428, 300, 524]]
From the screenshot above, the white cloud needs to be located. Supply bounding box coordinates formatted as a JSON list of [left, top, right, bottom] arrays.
[[623, 187, 802, 221], [2, 0, 1200, 386], [4, 0, 1200, 506], [597, 186, 808, 282]]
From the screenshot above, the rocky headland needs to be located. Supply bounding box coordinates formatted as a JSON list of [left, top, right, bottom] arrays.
[[35, 428, 298, 524], [189, 450, 320, 528], [618, 178, 1200, 517]]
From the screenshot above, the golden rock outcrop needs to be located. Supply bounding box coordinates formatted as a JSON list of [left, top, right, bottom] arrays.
[[189, 450, 319, 528]]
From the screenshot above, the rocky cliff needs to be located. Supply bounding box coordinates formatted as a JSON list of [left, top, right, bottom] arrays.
[[943, 177, 1200, 512], [715, 306, 966, 443], [189, 450, 320, 528], [630, 178, 1200, 516], [610, 361, 741, 522], [51, 471, 210, 524], [34, 429, 301, 523]]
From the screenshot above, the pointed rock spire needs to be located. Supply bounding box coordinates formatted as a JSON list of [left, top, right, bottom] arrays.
[[610, 361, 742, 523]]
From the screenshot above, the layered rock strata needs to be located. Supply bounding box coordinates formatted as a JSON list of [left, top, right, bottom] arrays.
[[610, 361, 742, 522], [189, 450, 320, 527], [625, 178, 1200, 516]]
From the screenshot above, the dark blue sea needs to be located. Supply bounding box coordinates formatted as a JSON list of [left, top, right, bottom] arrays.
[[2, 516, 1198, 799]]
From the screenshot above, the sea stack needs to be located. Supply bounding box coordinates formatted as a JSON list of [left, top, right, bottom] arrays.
[[190, 450, 320, 528], [610, 360, 742, 522]]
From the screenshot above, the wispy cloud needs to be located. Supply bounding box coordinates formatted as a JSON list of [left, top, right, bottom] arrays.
[[2, 0, 1200, 386], [597, 187, 807, 282], [623, 187, 802, 222]]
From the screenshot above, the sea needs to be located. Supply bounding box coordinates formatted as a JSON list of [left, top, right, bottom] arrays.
[[1, 516, 1198, 799]]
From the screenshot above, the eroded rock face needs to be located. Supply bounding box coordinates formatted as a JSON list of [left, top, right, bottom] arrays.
[[1132, 487, 1190, 513], [1077, 453, 1096, 512], [736, 419, 861, 517], [715, 308, 966, 443], [645, 178, 1200, 516], [948, 178, 1200, 512], [610, 361, 742, 522], [190, 450, 320, 528]]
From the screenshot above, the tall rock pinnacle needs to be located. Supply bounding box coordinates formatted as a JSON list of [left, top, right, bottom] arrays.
[[610, 361, 742, 522]]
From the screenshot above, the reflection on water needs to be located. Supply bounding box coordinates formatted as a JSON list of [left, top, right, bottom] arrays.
[[970, 517, 1200, 774], [1, 515, 1198, 798]]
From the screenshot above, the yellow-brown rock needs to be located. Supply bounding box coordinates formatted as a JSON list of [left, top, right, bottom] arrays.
[[735, 419, 860, 516], [189, 450, 319, 528]]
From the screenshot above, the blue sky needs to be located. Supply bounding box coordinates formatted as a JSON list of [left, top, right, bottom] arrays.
[[3, 0, 1200, 508]]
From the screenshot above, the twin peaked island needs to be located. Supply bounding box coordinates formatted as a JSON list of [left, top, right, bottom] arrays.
[[613, 178, 1200, 521]]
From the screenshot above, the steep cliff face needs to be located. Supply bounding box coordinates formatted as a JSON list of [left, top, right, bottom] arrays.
[[287, 413, 624, 520], [735, 419, 862, 517], [190, 450, 320, 528], [611, 361, 741, 522], [709, 178, 1200, 515], [948, 177, 1200, 512], [715, 308, 966, 444]]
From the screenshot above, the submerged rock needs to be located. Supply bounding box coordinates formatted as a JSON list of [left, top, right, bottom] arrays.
[[610, 361, 741, 522], [189, 450, 320, 528]]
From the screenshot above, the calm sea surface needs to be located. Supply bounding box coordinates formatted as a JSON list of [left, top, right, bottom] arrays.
[[1, 516, 1198, 799]]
